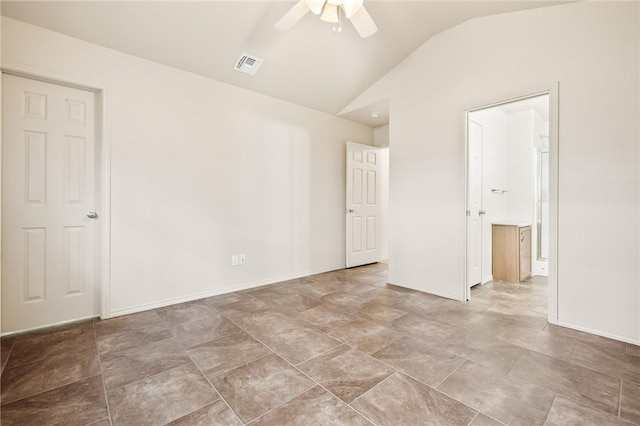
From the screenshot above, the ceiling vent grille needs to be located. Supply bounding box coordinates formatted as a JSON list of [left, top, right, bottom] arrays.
[[234, 53, 263, 75]]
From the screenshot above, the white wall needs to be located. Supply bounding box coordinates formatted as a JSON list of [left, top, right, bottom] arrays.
[[374, 125, 389, 148], [346, 2, 640, 343], [506, 110, 535, 223], [1, 17, 373, 318]]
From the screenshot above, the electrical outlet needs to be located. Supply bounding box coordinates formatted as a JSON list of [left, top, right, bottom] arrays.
[[239, 254, 246, 265], [231, 255, 239, 266]]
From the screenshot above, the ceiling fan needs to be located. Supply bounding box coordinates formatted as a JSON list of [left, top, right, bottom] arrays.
[[275, 0, 378, 38]]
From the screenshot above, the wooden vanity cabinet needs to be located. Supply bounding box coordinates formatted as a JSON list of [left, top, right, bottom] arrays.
[[492, 224, 532, 283]]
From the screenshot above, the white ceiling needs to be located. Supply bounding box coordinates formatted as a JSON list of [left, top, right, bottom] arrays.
[[2, 1, 566, 126]]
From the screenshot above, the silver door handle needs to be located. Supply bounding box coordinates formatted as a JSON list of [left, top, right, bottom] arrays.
[[479, 210, 486, 215], [346, 209, 354, 213], [87, 211, 98, 219]]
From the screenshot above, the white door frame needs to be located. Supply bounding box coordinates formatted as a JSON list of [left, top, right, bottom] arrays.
[[466, 119, 484, 289], [463, 83, 559, 325], [1, 63, 112, 324]]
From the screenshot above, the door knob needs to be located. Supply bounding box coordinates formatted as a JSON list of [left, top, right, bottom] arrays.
[[86, 211, 98, 219], [479, 210, 486, 215], [346, 209, 354, 213]]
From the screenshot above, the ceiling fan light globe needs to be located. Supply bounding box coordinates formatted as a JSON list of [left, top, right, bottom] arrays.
[[342, 0, 363, 18], [320, 4, 339, 23], [305, 0, 326, 15], [327, 0, 345, 5]]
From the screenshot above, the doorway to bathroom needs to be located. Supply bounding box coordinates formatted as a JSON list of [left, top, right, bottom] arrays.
[[465, 92, 554, 323]]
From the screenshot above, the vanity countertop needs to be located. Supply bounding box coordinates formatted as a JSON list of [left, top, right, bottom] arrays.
[[492, 221, 532, 227]]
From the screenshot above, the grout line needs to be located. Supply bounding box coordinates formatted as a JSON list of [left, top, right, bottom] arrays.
[[92, 321, 114, 426], [348, 371, 398, 406], [221, 313, 380, 425], [618, 379, 623, 418], [220, 314, 337, 422], [434, 358, 467, 389], [467, 412, 479, 426], [153, 309, 246, 426], [293, 341, 344, 367], [1, 338, 16, 374], [244, 384, 318, 425], [476, 412, 509, 425], [553, 393, 628, 422], [542, 394, 558, 424], [348, 403, 380, 426]]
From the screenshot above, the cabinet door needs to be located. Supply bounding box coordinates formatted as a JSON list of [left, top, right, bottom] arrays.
[[519, 227, 532, 280]]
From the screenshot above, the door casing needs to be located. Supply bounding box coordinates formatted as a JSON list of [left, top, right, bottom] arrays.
[[463, 84, 559, 325]]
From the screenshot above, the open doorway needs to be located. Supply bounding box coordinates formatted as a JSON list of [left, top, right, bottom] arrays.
[[465, 93, 553, 321]]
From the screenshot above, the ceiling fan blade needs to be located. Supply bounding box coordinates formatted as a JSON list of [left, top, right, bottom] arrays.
[[349, 5, 377, 38], [274, 0, 310, 31]]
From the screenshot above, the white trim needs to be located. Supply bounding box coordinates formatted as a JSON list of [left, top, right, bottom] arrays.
[[463, 84, 560, 326], [1, 62, 113, 321], [463, 111, 471, 301], [1, 315, 100, 338], [104, 264, 346, 319], [556, 320, 640, 346], [547, 82, 560, 325]]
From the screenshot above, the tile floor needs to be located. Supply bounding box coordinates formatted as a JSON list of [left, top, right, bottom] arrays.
[[1, 263, 640, 425]]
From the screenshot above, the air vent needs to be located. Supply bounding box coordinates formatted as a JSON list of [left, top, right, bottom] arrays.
[[234, 53, 264, 76]]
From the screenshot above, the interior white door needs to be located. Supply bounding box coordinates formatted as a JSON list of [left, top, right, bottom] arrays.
[[466, 120, 483, 290], [346, 141, 380, 268], [2, 74, 98, 333]]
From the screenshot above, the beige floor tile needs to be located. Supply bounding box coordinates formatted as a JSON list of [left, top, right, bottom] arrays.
[[352, 372, 477, 426], [295, 305, 356, 332], [251, 386, 370, 425], [108, 363, 217, 426], [570, 341, 640, 384], [1, 345, 100, 405], [298, 345, 395, 403], [187, 329, 272, 378], [166, 400, 242, 425], [210, 353, 314, 423], [620, 379, 640, 424], [6, 322, 95, 369], [101, 337, 191, 390], [544, 395, 629, 426], [438, 360, 556, 426], [328, 318, 404, 354], [372, 335, 465, 386], [0, 375, 107, 426], [509, 351, 621, 415]]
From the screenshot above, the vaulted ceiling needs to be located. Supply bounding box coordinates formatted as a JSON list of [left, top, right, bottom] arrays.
[[2, 1, 567, 126]]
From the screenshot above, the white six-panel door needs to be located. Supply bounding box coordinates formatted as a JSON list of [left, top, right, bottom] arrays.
[[346, 141, 380, 268], [2, 74, 98, 333], [467, 120, 483, 290]]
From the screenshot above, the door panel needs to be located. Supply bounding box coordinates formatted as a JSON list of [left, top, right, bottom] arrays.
[[346, 142, 380, 267], [2, 74, 98, 333], [467, 120, 483, 290]]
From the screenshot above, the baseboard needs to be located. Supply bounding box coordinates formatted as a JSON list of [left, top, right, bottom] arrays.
[[104, 264, 345, 320], [556, 320, 640, 346]]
